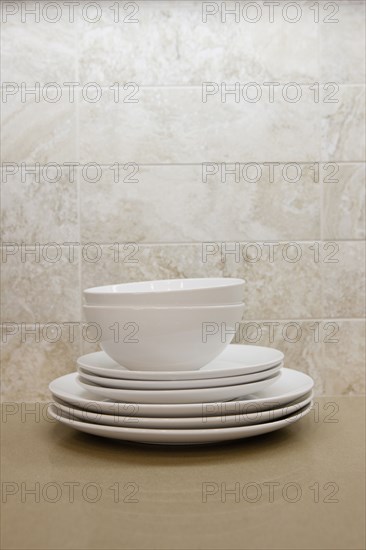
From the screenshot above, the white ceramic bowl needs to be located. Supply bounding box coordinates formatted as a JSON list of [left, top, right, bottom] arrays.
[[83, 303, 244, 371], [84, 278, 245, 307]]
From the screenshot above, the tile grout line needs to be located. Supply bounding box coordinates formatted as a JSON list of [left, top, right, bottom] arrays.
[[74, 20, 83, 358], [318, 16, 326, 392], [0, 240, 364, 247], [1, 319, 365, 328], [1, 84, 366, 90], [3, 162, 365, 169]]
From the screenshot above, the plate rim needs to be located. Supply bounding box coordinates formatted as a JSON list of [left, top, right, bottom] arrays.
[[77, 345, 285, 381], [49, 369, 314, 417], [76, 362, 283, 389], [51, 392, 314, 428], [76, 371, 280, 402], [49, 401, 313, 438]]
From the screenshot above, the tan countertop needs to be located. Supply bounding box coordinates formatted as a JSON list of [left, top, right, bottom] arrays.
[[1, 396, 365, 550]]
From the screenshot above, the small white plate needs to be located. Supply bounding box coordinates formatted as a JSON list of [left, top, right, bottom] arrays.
[[76, 372, 280, 404], [77, 363, 283, 390], [49, 368, 314, 417], [49, 402, 312, 445], [52, 392, 313, 429], [77, 345, 284, 381]]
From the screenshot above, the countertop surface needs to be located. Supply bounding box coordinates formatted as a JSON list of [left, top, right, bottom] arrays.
[[1, 396, 365, 550]]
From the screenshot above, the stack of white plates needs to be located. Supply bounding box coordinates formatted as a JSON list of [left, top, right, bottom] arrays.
[[50, 278, 313, 444], [49, 345, 314, 445]]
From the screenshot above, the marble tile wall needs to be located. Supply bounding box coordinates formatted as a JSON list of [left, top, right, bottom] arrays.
[[0, 0, 365, 400]]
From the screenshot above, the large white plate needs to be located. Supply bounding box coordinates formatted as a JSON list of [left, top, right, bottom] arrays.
[[49, 368, 314, 417], [76, 372, 280, 404], [49, 402, 312, 445], [77, 363, 283, 390], [52, 392, 313, 429], [77, 345, 284, 381]]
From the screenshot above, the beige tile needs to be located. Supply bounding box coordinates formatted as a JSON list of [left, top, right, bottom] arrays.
[[0, 246, 80, 323], [322, 241, 365, 318], [0, 94, 76, 164], [80, 87, 320, 164], [323, 163, 366, 240], [222, 242, 322, 319], [321, 86, 365, 161], [1, 3, 76, 84], [233, 321, 325, 395], [80, 164, 320, 244], [320, 1, 366, 84], [0, 324, 80, 401], [1, 168, 78, 243], [78, 1, 319, 85], [0, 0, 364, 407], [323, 320, 365, 395]]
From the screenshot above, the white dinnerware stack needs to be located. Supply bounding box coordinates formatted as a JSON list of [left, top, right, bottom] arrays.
[[49, 278, 314, 445]]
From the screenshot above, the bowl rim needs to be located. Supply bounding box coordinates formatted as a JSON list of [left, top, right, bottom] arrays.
[[84, 277, 245, 296], [83, 302, 245, 311]]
